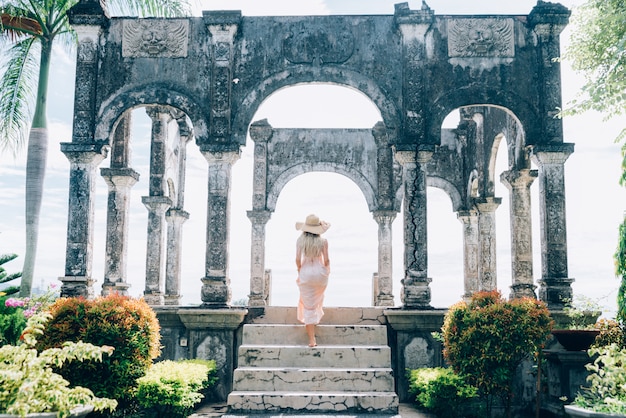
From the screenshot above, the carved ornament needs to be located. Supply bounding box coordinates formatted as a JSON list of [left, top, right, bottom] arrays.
[[122, 19, 189, 58], [283, 26, 354, 65], [447, 18, 514, 58]]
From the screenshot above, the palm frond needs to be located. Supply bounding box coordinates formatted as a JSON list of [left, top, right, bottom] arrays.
[[0, 3, 43, 40], [0, 37, 39, 155], [108, 0, 192, 18]]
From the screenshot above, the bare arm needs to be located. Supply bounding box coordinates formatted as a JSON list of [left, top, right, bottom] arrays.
[[322, 239, 330, 268], [296, 244, 302, 272]]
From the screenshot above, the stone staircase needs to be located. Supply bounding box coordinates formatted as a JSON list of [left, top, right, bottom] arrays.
[[227, 320, 399, 415]]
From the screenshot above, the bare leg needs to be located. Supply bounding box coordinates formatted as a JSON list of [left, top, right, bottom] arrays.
[[306, 324, 316, 347]]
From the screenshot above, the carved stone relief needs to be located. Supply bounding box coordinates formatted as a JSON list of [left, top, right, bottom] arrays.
[[447, 18, 514, 58], [283, 25, 354, 64], [122, 19, 189, 58]]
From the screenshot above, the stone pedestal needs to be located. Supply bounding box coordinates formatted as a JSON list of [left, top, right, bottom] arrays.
[[201, 150, 241, 306], [501, 169, 538, 299], [60, 143, 108, 298], [373, 210, 396, 306], [100, 167, 139, 296], [475, 197, 501, 292], [395, 149, 433, 308], [531, 144, 575, 309]]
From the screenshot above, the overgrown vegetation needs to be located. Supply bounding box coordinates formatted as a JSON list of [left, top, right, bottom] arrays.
[[441, 291, 553, 417], [136, 359, 217, 417], [0, 311, 117, 417], [36, 294, 161, 402], [407, 367, 480, 418]]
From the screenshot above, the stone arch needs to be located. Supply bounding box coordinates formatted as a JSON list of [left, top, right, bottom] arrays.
[[427, 176, 463, 212], [267, 163, 377, 213], [428, 87, 536, 148], [232, 68, 399, 145], [95, 84, 209, 145]]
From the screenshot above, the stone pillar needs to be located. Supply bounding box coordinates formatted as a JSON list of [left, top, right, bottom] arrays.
[[457, 210, 479, 300], [100, 167, 139, 296], [395, 149, 433, 308], [145, 106, 172, 196], [249, 119, 272, 210], [59, 144, 108, 298], [142, 196, 171, 305], [247, 210, 272, 306], [201, 150, 241, 306], [373, 210, 396, 306], [164, 208, 189, 305], [475, 197, 501, 292], [531, 145, 575, 308], [501, 169, 538, 299]]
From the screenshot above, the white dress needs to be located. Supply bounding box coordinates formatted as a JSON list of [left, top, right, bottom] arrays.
[[296, 241, 329, 325]]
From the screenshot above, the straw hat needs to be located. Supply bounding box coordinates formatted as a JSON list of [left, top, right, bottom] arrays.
[[295, 214, 330, 235]]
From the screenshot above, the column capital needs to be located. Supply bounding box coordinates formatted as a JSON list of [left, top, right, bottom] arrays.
[[145, 105, 174, 122], [373, 210, 397, 223], [393, 149, 416, 166], [457, 210, 478, 222], [166, 208, 190, 221], [100, 167, 140, 188], [249, 119, 273, 143], [202, 149, 241, 165], [474, 197, 502, 213], [500, 169, 538, 191], [142, 196, 172, 213], [247, 210, 272, 225], [61, 142, 109, 165], [530, 143, 574, 166]]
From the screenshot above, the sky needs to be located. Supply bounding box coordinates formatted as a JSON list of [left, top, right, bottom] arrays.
[[0, 0, 624, 317]]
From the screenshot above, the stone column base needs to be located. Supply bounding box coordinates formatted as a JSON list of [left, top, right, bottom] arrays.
[[59, 276, 95, 298], [101, 281, 130, 296], [201, 277, 231, 307], [539, 277, 574, 309]]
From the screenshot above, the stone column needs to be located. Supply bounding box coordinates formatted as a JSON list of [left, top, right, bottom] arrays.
[[164, 208, 189, 305], [142, 196, 171, 305], [531, 145, 574, 308], [457, 210, 479, 300], [501, 169, 538, 299], [247, 210, 272, 306], [201, 150, 241, 306], [145, 106, 172, 196], [249, 119, 272, 211], [395, 149, 433, 308], [373, 210, 396, 306], [475, 197, 501, 292], [100, 168, 139, 296], [59, 144, 108, 298]]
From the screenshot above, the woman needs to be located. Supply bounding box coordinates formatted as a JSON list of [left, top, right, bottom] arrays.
[[295, 214, 331, 347]]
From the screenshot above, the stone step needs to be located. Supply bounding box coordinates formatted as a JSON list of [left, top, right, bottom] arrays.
[[241, 324, 388, 346], [232, 367, 395, 392], [227, 391, 399, 414], [238, 344, 391, 368], [247, 306, 389, 325]]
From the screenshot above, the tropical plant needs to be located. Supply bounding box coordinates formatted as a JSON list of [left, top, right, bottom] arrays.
[[136, 359, 217, 417], [571, 344, 626, 415], [0, 251, 22, 296], [36, 294, 161, 401], [441, 290, 554, 417], [407, 367, 480, 418], [560, 295, 603, 330], [561, 0, 626, 325], [0, 0, 191, 298], [0, 311, 117, 417]]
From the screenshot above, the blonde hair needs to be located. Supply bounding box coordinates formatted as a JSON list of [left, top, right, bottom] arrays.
[[297, 232, 325, 258]]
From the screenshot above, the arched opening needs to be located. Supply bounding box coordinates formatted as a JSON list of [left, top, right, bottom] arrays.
[[228, 83, 385, 306]]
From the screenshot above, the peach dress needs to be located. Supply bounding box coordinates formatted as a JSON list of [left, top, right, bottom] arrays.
[[296, 240, 330, 325]]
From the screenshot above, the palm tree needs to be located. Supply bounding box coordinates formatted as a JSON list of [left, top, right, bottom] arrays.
[[0, 0, 191, 297]]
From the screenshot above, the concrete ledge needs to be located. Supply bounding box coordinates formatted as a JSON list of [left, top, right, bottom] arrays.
[[383, 309, 447, 331], [177, 308, 248, 330]]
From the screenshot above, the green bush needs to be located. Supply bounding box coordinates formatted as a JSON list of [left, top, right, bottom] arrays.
[[441, 291, 553, 415], [0, 295, 26, 345], [36, 294, 161, 401], [407, 367, 479, 418], [136, 359, 217, 417]]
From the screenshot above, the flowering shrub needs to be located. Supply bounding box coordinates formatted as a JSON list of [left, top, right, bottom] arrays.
[[136, 359, 217, 417], [592, 318, 625, 348], [0, 285, 58, 345], [441, 291, 554, 415], [36, 294, 161, 401], [0, 312, 117, 417]]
